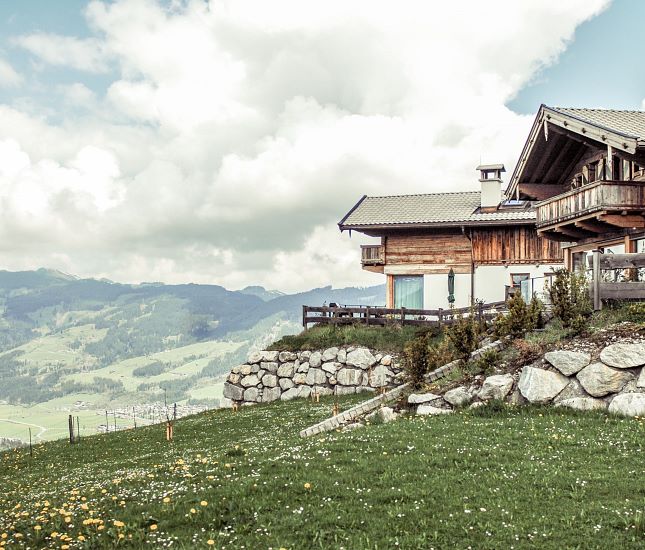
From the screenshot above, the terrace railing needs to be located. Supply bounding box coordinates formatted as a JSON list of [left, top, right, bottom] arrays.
[[360, 244, 385, 265], [302, 301, 507, 328]]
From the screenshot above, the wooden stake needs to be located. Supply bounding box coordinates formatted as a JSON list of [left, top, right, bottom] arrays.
[[165, 421, 173, 442], [68, 415, 75, 444], [232, 402, 239, 413], [332, 402, 340, 416], [76, 416, 81, 442]]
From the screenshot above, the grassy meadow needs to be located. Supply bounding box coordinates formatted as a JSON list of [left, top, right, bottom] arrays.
[[1, 395, 644, 549]]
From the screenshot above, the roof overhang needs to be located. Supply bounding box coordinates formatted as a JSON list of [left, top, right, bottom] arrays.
[[508, 104, 642, 198], [339, 218, 536, 234]]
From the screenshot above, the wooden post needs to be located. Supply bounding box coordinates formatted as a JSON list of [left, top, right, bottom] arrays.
[[76, 416, 81, 442], [302, 305, 307, 328], [113, 411, 117, 432], [68, 415, 75, 444], [438, 308, 443, 327], [400, 307, 405, 326], [105, 411, 109, 433], [365, 306, 370, 326], [165, 421, 173, 442], [173, 403, 177, 421], [592, 250, 602, 311]]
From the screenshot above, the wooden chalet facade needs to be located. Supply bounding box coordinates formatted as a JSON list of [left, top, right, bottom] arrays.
[[508, 105, 645, 270], [339, 165, 564, 309]]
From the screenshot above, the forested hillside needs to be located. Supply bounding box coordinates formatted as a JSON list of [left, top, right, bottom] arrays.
[[0, 269, 383, 443]]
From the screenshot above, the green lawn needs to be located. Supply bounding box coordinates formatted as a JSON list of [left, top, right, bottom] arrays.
[[1, 397, 644, 549]]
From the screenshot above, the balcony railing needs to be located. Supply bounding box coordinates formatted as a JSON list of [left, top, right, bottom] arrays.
[[536, 180, 645, 229], [361, 244, 385, 265]]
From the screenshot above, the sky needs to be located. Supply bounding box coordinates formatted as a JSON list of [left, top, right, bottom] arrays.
[[0, 0, 642, 293]]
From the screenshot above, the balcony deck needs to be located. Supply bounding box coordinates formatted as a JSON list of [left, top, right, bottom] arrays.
[[536, 180, 645, 241]]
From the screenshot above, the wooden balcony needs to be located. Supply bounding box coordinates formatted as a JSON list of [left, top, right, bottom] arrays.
[[536, 180, 645, 241], [361, 244, 385, 266]]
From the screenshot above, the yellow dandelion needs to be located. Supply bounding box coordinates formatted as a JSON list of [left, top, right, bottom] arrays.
[[200, 500, 208, 507], [61, 546, 69, 550], [118, 533, 125, 539], [190, 508, 197, 514], [64, 516, 71, 523], [78, 536, 86, 541], [207, 540, 215, 546], [149, 524, 158, 531], [34, 525, 42, 531], [113, 520, 125, 528], [304, 483, 311, 490], [163, 497, 171, 504]]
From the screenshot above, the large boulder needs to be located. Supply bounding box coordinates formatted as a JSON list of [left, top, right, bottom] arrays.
[[335, 386, 356, 396], [518, 367, 569, 404], [262, 386, 281, 402], [553, 379, 589, 403], [322, 347, 339, 362], [260, 361, 278, 374], [293, 373, 307, 385], [600, 343, 645, 369], [369, 365, 393, 388], [444, 386, 473, 407], [408, 392, 441, 404], [346, 348, 377, 370], [337, 368, 363, 386], [261, 351, 279, 362], [227, 373, 240, 384], [322, 361, 340, 374], [337, 349, 347, 363], [279, 351, 298, 362], [608, 393, 645, 416], [279, 378, 294, 390], [277, 363, 295, 378], [381, 355, 393, 366], [243, 387, 260, 402], [309, 352, 322, 368], [544, 350, 590, 376], [416, 404, 453, 416], [477, 374, 514, 401], [240, 374, 260, 387], [306, 368, 327, 385], [312, 386, 333, 397], [239, 365, 252, 376], [223, 382, 244, 401], [281, 385, 311, 401], [297, 361, 310, 373], [247, 351, 263, 365], [577, 363, 633, 397], [262, 374, 278, 387]]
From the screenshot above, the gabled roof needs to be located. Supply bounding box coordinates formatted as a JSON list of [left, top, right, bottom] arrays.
[[551, 107, 645, 140], [508, 104, 645, 197], [338, 191, 535, 232]]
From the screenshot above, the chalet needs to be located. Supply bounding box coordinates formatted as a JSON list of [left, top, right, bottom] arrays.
[[338, 164, 564, 309], [507, 105, 645, 269]]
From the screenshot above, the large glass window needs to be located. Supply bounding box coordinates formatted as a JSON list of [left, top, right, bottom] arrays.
[[393, 275, 424, 309]]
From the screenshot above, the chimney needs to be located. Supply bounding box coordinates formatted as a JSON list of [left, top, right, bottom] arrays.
[[477, 164, 505, 209]]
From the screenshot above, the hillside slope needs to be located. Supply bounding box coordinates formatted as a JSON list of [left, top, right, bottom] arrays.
[[0, 269, 384, 443], [1, 396, 644, 549]]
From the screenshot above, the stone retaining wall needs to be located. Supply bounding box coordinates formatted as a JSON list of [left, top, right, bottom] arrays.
[[407, 340, 645, 417], [223, 347, 404, 405]]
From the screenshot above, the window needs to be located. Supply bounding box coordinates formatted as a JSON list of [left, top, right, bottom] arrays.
[[393, 275, 424, 309], [510, 273, 530, 288], [587, 162, 597, 182]]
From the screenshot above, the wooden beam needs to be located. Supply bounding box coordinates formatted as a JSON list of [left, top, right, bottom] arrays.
[[555, 146, 588, 186], [574, 219, 613, 234], [554, 225, 594, 239], [540, 138, 578, 183], [531, 132, 564, 182], [537, 229, 575, 242], [599, 214, 645, 228]]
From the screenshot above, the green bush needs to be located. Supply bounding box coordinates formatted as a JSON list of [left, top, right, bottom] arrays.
[[494, 293, 543, 339], [445, 309, 481, 359], [403, 332, 430, 389], [548, 269, 592, 333], [464, 349, 499, 377]]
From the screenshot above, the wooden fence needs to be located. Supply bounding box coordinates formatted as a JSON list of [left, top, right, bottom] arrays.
[[589, 252, 645, 310], [302, 301, 507, 328]]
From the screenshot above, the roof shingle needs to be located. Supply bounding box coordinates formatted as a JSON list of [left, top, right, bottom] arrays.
[[551, 107, 645, 140], [339, 191, 535, 229]]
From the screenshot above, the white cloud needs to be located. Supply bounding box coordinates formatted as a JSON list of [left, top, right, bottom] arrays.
[[15, 33, 111, 73], [0, 0, 609, 292], [0, 58, 22, 87]]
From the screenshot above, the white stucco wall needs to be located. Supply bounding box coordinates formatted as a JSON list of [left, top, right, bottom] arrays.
[[423, 273, 471, 310], [474, 264, 562, 303]]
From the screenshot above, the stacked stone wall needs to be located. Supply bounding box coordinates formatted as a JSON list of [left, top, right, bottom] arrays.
[[223, 347, 403, 405]]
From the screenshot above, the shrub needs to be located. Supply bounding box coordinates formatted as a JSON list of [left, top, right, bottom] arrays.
[[464, 349, 499, 377], [445, 309, 481, 359], [625, 302, 645, 324], [494, 293, 544, 339], [427, 338, 456, 370], [528, 295, 545, 329], [507, 339, 544, 369], [548, 269, 592, 333], [403, 332, 430, 389]]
